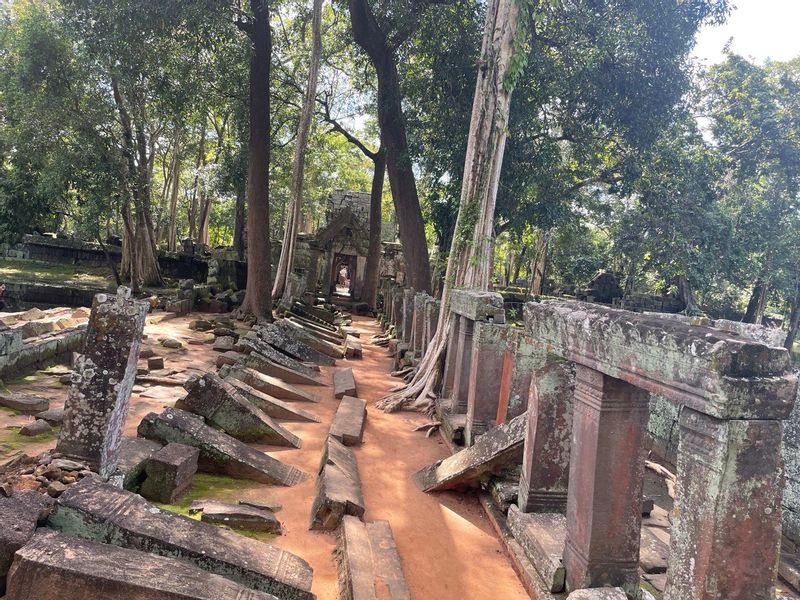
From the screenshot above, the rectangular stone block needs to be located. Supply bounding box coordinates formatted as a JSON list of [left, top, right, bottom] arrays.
[[330, 396, 367, 446], [401, 288, 415, 343], [334, 367, 357, 399], [56, 289, 148, 478], [227, 366, 320, 403], [275, 320, 344, 359], [256, 324, 336, 366], [0, 490, 51, 593], [238, 335, 321, 379], [465, 322, 510, 445], [241, 351, 326, 386], [507, 505, 566, 593], [310, 436, 365, 531], [345, 335, 362, 359], [6, 530, 281, 600], [226, 378, 320, 423], [137, 408, 308, 486], [139, 442, 200, 504], [497, 329, 545, 423], [114, 436, 164, 491], [451, 315, 475, 414], [449, 289, 506, 323]]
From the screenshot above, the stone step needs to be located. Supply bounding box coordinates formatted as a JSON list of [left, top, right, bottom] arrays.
[[239, 351, 326, 386], [226, 378, 320, 423], [238, 335, 322, 378], [137, 408, 308, 486], [412, 413, 526, 492], [256, 324, 336, 366], [333, 368, 357, 399], [227, 366, 320, 404], [179, 373, 301, 447], [276, 320, 345, 359], [507, 505, 566, 593], [48, 478, 313, 599], [336, 516, 411, 600], [190, 500, 282, 534], [6, 530, 281, 600], [329, 396, 367, 446], [310, 436, 365, 531]]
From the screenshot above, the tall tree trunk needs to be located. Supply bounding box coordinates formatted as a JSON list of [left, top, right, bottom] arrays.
[[234, 183, 246, 261], [238, 0, 273, 320], [362, 146, 386, 309], [188, 123, 207, 242], [378, 0, 521, 412], [273, 0, 324, 299], [167, 145, 181, 252], [530, 233, 549, 296], [348, 0, 432, 293], [676, 274, 701, 315]]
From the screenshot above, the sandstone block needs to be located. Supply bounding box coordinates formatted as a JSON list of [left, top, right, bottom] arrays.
[[139, 443, 199, 504], [0, 394, 49, 414], [0, 490, 52, 593], [19, 419, 51, 436], [226, 378, 320, 423], [329, 396, 366, 446], [334, 367, 357, 399], [193, 500, 281, 534], [256, 324, 336, 366], [227, 366, 320, 404], [310, 436, 365, 530]]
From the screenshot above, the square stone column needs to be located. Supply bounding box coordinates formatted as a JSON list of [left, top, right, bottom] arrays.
[[664, 409, 784, 600], [56, 288, 148, 479], [496, 330, 545, 424], [465, 322, 509, 445], [450, 315, 475, 414], [411, 293, 428, 357], [562, 365, 649, 595], [401, 288, 415, 343], [423, 298, 440, 353], [391, 289, 403, 333], [440, 316, 460, 400], [519, 360, 575, 513]]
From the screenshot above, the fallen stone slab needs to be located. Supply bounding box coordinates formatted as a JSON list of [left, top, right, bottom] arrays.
[[566, 589, 627, 600], [114, 436, 164, 491], [19, 419, 52, 436], [336, 516, 411, 600], [137, 408, 308, 486], [507, 505, 566, 593], [412, 413, 526, 492], [140, 443, 200, 504], [239, 351, 325, 386], [226, 378, 320, 423], [0, 490, 52, 593], [310, 436, 365, 531], [240, 499, 283, 512], [287, 316, 343, 340], [0, 393, 49, 414], [345, 336, 362, 359], [239, 335, 322, 379], [333, 367, 357, 399], [191, 500, 282, 534], [213, 335, 235, 352], [227, 366, 320, 404], [216, 350, 244, 368], [639, 526, 669, 574], [48, 478, 314, 599], [179, 373, 301, 447], [276, 320, 345, 359], [256, 324, 336, 366], [6, 529, 281, 600], [329, 396, 367, 446], [35, 407, 64, 425]]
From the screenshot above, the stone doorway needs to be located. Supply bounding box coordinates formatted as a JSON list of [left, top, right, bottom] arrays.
[[331, 253, 357, 298]]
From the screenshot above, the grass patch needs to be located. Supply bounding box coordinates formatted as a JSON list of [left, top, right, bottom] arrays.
[[0, 257, 111, 287], [0, 425, 56, 455]]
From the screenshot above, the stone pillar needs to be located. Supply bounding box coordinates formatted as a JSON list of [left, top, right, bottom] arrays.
[[496, 330, 544, 424], [306, 245, 320, 295], [56, 288, 148, 479], [401, 288, 415, 344], [411, 293, 427, 357], [664, 409, 784, 600], [465, 322, 509, 445], [391, 289, 403, 332], [562, 365, 649, 594], [440, 317, 460, 400], [450, 315, 475, 414], [423, 298, 440, 353], [519, 360, 575, 513]]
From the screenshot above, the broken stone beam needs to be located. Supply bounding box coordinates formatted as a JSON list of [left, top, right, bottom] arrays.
[[412, 412, 526, 492], [215, 350, 243, 368], [47, 479, 314, 599], [287, 316, 344, 343], [519, 360, 574, 513], [256, 324, 336, 366], [523, 300, 796, 420], [345, 335, 362, 359], [310, 436, 365, 530], [330, 395, 367, 446], [562, 366, 649, 592], [196, 501, 282, 534], [226, 377, 320, 423], [507, 505, 566, 593], [6, 530, 282, 600], [0, 490, 51, 594], [239, 335, 322, 378], [663, 409, 785, 600], [336, 516, 411, 600], [137, 407, 308, 486], [139, 442, 200, 504], [465, 321, 510, 445], [276, 319, 345, 359], [56, 288, 148, 478], [179, 372, 301, 447], [239, 350, 325, 386], [334, 367, 357, 399], [227, 365, 320, 403]]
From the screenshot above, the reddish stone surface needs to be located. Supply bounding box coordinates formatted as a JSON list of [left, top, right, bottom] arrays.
[[465, 322, 509, 445], [450, 316, 475, 415]]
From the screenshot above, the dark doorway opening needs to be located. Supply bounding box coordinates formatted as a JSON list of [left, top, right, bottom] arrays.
[[331, 253, 356, 298]]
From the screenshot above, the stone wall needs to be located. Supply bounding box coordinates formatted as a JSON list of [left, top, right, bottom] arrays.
[[782, 384, 800, 550]]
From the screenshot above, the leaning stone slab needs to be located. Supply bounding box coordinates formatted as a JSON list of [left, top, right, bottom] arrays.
[[139, 443, 199, 504], [239, 350, 325, 386], [227, 366, 320, 404], [193, 500, 282, 534], [7, 529, 281, 600], [330, 396, 367, 446], [287, 316, 344, 344], [276, 320, 345, 359], [334, 367, 357, 399], [179, 372, 301, 447], [239, 335, 321, 379], [48, 478, 314, 599], [257, 324, 336, 366], [137, 408, 308, 486], [336, 516, 411, 600], [507, 505, 566, 593], [0, 393, 49, 414], [226, 378, 320, 423], [56, 288, 148, 478], [0, 490, 52, 593], [345, 336, 362, 359], [412, 413, 526, 492], [310, 436, 365, 531]]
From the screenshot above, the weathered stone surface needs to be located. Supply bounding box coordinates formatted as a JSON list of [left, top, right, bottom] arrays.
[[226, 378, 320, 423], [179, 372, 301, 447], [147, 356, 165, 370], [336, 516, 411, 600], [639, 526, 669, 574], [139, 443, 199, 504], [276, 319, 345, 359], [496, 328, 545, 423], [449, 289, 506, 324], [329, 396, 367, 446], [48, 478, 313, 599], [565, 589, 627, 600], [213, 335, 235, 352], [345, 335, 362, 359], [34, 407, 64, 425], [6, 529, 281, 600], [451, 316, 475, 414], [215, 350, 243, 368], [524, 300, 796, 420], [310, 436, 365, 531], [56, 289, 148, 478], [413, 413, 526, 492], [239, 334, 322, 379], [115, 436, 164, 490], [239, 350, 325, 386], [333, 367, 357, 399], [227, 366, 320, 404], [0, 393, 49, 414], [19, 419, 51, 436], [194, 500, 281, 534], [0, 490, 51, 592], [256, 324, 336, 366], [465, 322, 510, 444], [286, 316, 343, 344], [507, 505, 566, 593], [137, 408, 308, 486], [400, 288, 415, 343]]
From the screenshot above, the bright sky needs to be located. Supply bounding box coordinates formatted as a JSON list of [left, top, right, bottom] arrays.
[[692, 0, 800, 65]]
